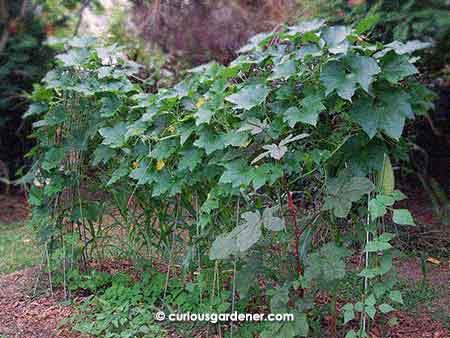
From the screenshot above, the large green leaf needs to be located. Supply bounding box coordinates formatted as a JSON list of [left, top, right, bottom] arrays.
[[219, 159, 254, 188], [321, 55, 380, 101], [280, 312, 309, 337], [324, 170, 375, 217], [346, 55, 380, 92], [262, 207, 285, 231], [380, 51, 417, 84], [209, 233, 238, 260], [225, 84, 270, 110], [303, 242, 350, 286], [355, 14, 380, 34], [349, 89, 412, 139], [252, 163, 283, 190], [288, 18, 325, 34], [283, 95, 324, 127], [194, 105, 215, 125], [269, 59, 297, 80], [99, 122, 127, 148], [261, 311, 309, 338], [342, 303, 355, 324], [393, 209, 415, 225], [129, 162, 154, 185], [92, 145, 115, 165], [320, 61, 356, 100], [107, 163, 129, 185], [322, 25, 351, 54], [379, 303, 395, 314], [389, 290, 404, 304], [369, 198, 387, 219], [193, 129, 225, 154], [150, 138, 178, 161], [379, 40, 432, 56], [235, 211, 262, 252], [56, 48, 91, 67], [223, 131, 249, 147], [99, 95, 121, 118], [295, 44, 321, 60], [210, 209, 265, 259], [365, 239, 392, 252], [178, 148, 203, 172]]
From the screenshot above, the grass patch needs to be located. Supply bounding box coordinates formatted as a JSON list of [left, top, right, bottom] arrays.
[[0, 221, 41, 275]]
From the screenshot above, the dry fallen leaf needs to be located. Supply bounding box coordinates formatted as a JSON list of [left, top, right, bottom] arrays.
[[426, 257, 441, 265]]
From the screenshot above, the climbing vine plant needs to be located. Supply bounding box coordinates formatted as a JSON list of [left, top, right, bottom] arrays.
[[26, 19, 434, 337]]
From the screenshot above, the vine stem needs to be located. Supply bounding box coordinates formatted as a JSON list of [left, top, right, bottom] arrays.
[[45, 243, 54, 298], [230, 195, 240, 338], [362, 191, 371, 334], [62, 238, 67, 301], [287, 191, 303, 284], [195, 192, 202, 304], [163, 196, 179, 302]]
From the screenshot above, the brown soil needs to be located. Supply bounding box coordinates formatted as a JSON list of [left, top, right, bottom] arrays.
[[0, 267, 79, 338], [0, 194, 28, 224]]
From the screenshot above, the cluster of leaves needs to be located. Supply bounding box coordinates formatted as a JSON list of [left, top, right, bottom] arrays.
[[27, 19, 434, 337], [313, 0, 450, 75], [69, 271, 166, 338], [68, 267, 231, 338]]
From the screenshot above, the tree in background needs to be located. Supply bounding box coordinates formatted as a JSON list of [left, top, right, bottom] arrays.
[[131, 0, 302, 65], [0, 0, 102, 188]]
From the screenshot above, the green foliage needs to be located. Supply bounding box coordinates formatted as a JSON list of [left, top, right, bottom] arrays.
[[310, 0, 450, 75], [303, 242, 350, 287], [66, 269, 112, 293], [71, 271, 166, 338], [324, 169, 374, 217], [70, 267, 233, 338], [26, 18, 433, 337]]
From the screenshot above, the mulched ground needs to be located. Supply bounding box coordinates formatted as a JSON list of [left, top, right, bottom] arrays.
[[0, 267, 79, 338], [386, 311, 449, 338]]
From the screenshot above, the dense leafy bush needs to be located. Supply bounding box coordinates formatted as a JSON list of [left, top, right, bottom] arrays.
[[308, 0, 450, 75], [27, 19, 433, 337]]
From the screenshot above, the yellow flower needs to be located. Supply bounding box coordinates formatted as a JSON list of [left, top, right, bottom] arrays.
[[168, 125, 176, 133], [196, 97, 206, 108], [132, 161, 139, 169], [156, 159, 165, 171]]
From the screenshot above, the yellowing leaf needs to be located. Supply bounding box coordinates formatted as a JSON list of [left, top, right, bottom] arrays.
[[156, 160, 165, 171]]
